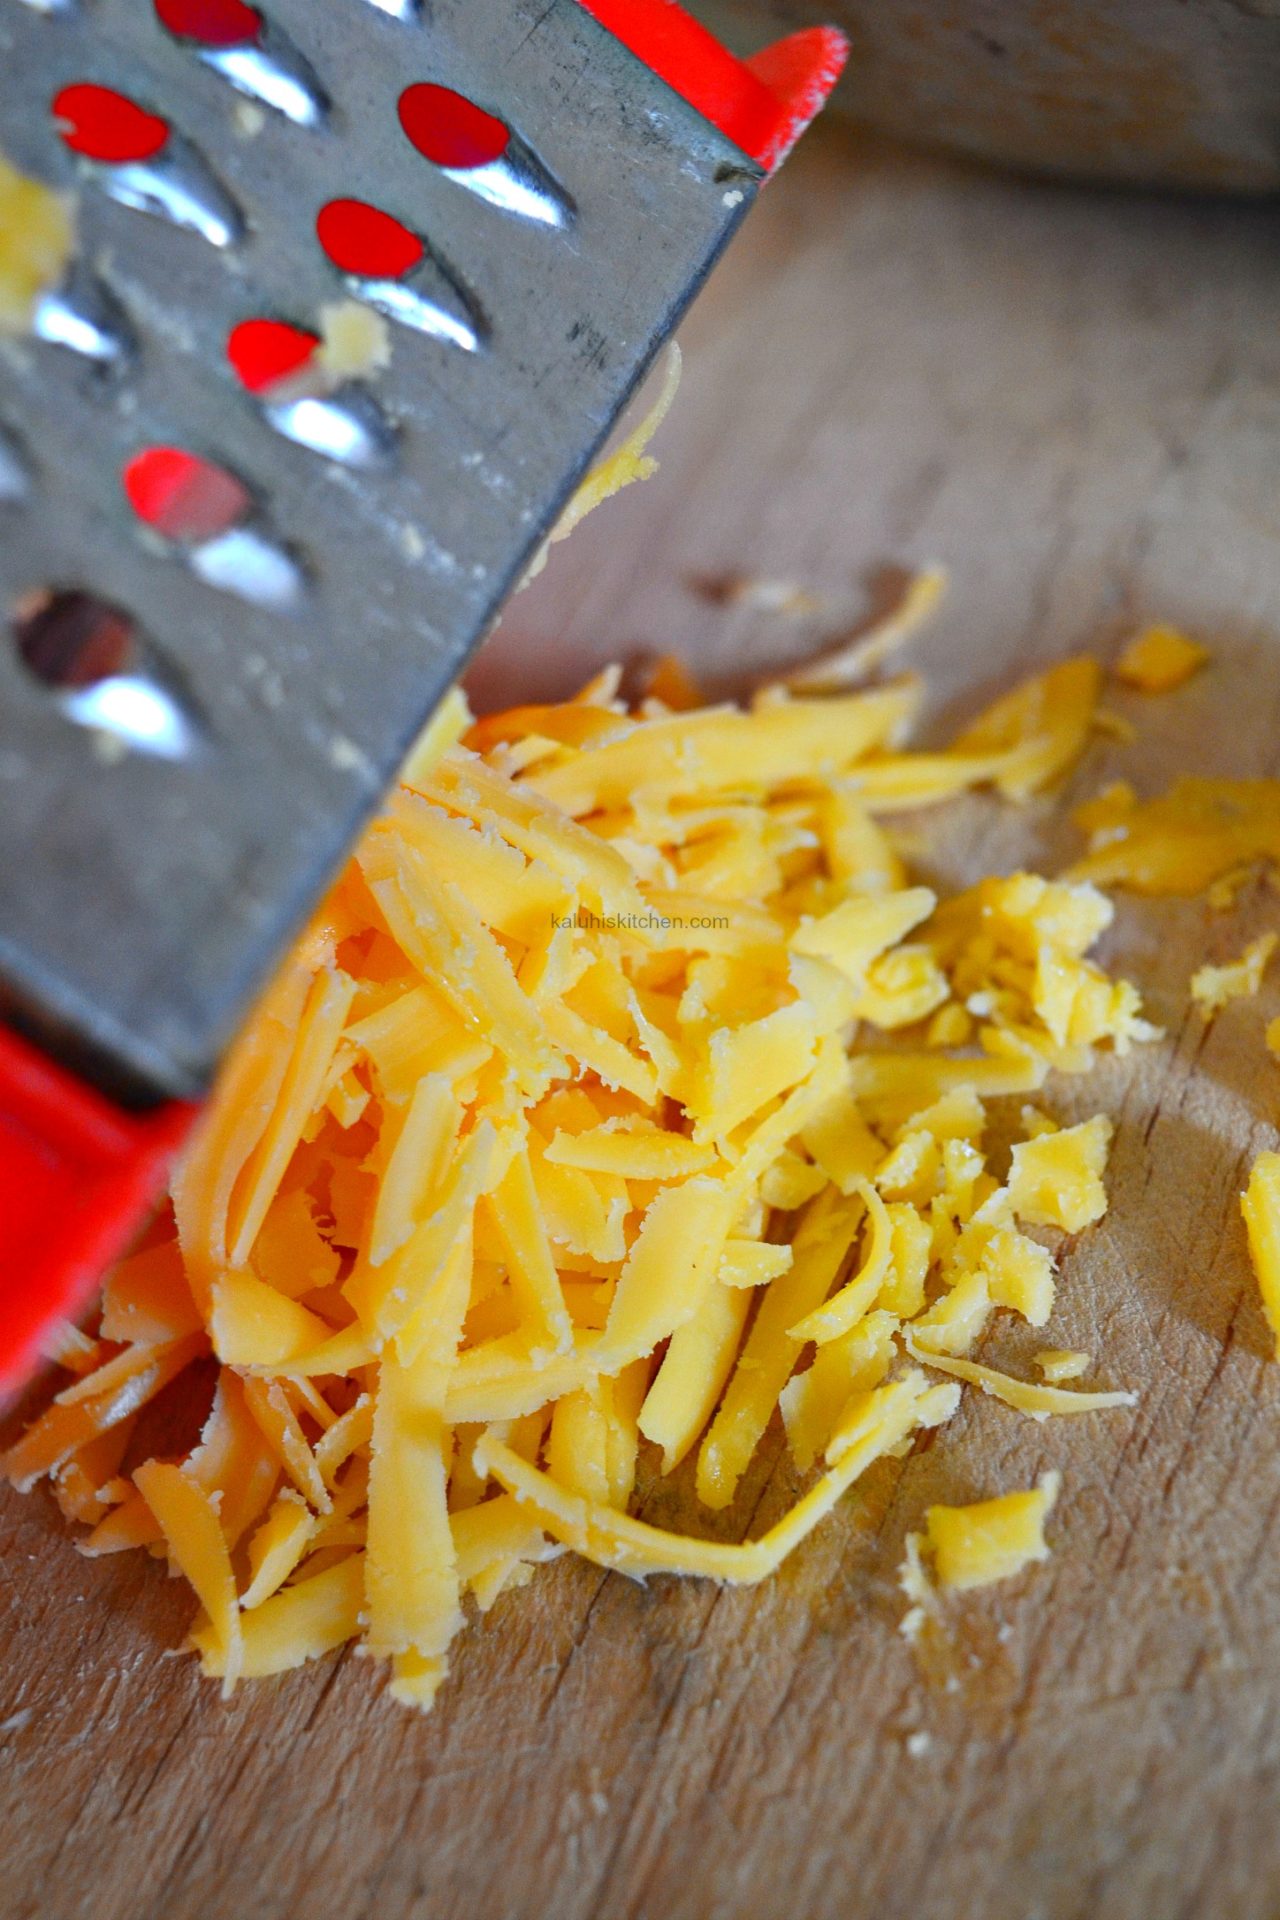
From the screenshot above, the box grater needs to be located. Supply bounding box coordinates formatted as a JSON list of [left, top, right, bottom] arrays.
[[0, 0, 845, 1391]]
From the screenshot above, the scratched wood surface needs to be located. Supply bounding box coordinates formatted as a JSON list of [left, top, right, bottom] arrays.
[[7, 121, 1280, 1920]]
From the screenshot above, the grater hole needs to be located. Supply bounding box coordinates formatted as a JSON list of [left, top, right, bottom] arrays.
[[227, 322, 395, 469], [123, 447, 250, 543], [32, 264, 135, 369], [12, 589, 198, 759], [154, 0, 260, 46], [315, 202, 483, 351], [53, 85, 242, 247], [13, 589, 134, 689], [53, 84, 170, 164], [227, 318, 319, 395], [155, 0, 327, 130], [124, 448, 303, 610], [316, 200, 422, 279], [397, 83, 572, 229], [398, 86, 509, 170]]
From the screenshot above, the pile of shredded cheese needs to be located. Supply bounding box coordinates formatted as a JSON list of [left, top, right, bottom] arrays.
[[4, 647, 1154, 1708]]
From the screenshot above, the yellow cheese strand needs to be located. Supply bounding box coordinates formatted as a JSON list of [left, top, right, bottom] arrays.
[[226, 967, 357, 1266], [789, 1179, 894, 1345], [638, 1279, 753, 1474], [194, 1557, 364, 1680], [599, 1178, 738, 1371], [476, 1374, 950, 1583], [697, 1188, 864, 1511], [241, 1495, 317, 1609], [365, 1348, 461, 1684], [905, 1338, 1137, 1420], [209, 1270, 334, 1368], [485, 1143, 574, 1357]]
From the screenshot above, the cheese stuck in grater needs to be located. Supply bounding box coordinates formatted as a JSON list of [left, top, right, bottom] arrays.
[[0, 0, 845, 1393]]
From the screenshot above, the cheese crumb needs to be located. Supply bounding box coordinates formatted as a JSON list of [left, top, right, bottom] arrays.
[[922, 1472, 1061, 1591], [1035, 1349, 1091, 1383], [1113, 624, 1210, 693], [898, 1529, 933, 1642], [1007, 1116, 1112, 1233], [1207, 867, 1253, 912], [317, 300, 392, 381], [1190, 932, 1277, 1018], [232, 102, 266, 140], [0, 155, 73, 333]]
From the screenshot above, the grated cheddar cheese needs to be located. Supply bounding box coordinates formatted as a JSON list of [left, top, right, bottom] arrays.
[[4, 647, 1148, 1711]]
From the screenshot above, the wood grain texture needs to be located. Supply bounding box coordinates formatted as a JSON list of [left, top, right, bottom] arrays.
[[8, 122, 1280, 1920]]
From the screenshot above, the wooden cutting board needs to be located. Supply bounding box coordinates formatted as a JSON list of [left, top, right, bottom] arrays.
[[7, 120, 1280, 1920]]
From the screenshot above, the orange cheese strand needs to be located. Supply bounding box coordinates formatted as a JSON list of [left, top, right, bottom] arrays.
[[134, 1461, 243, 1693], [194, 1557, 364, 1681], [1, 1333, 206, 1492]]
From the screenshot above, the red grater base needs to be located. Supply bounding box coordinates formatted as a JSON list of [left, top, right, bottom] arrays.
[[0, 1022, 195, 1397], [0, 0, 846, 1395], [577, 2, 847, 170]]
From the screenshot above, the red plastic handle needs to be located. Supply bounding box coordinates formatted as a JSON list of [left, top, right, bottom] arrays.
[[0, 1023, 195, 1397], [577, 0, 848, 172]]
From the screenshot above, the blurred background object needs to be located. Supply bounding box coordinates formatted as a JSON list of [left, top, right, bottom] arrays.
[[691, 0, 1280, 191]]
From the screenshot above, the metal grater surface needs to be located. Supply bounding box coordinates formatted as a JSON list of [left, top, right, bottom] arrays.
[[0, 0, 762, 1106]]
